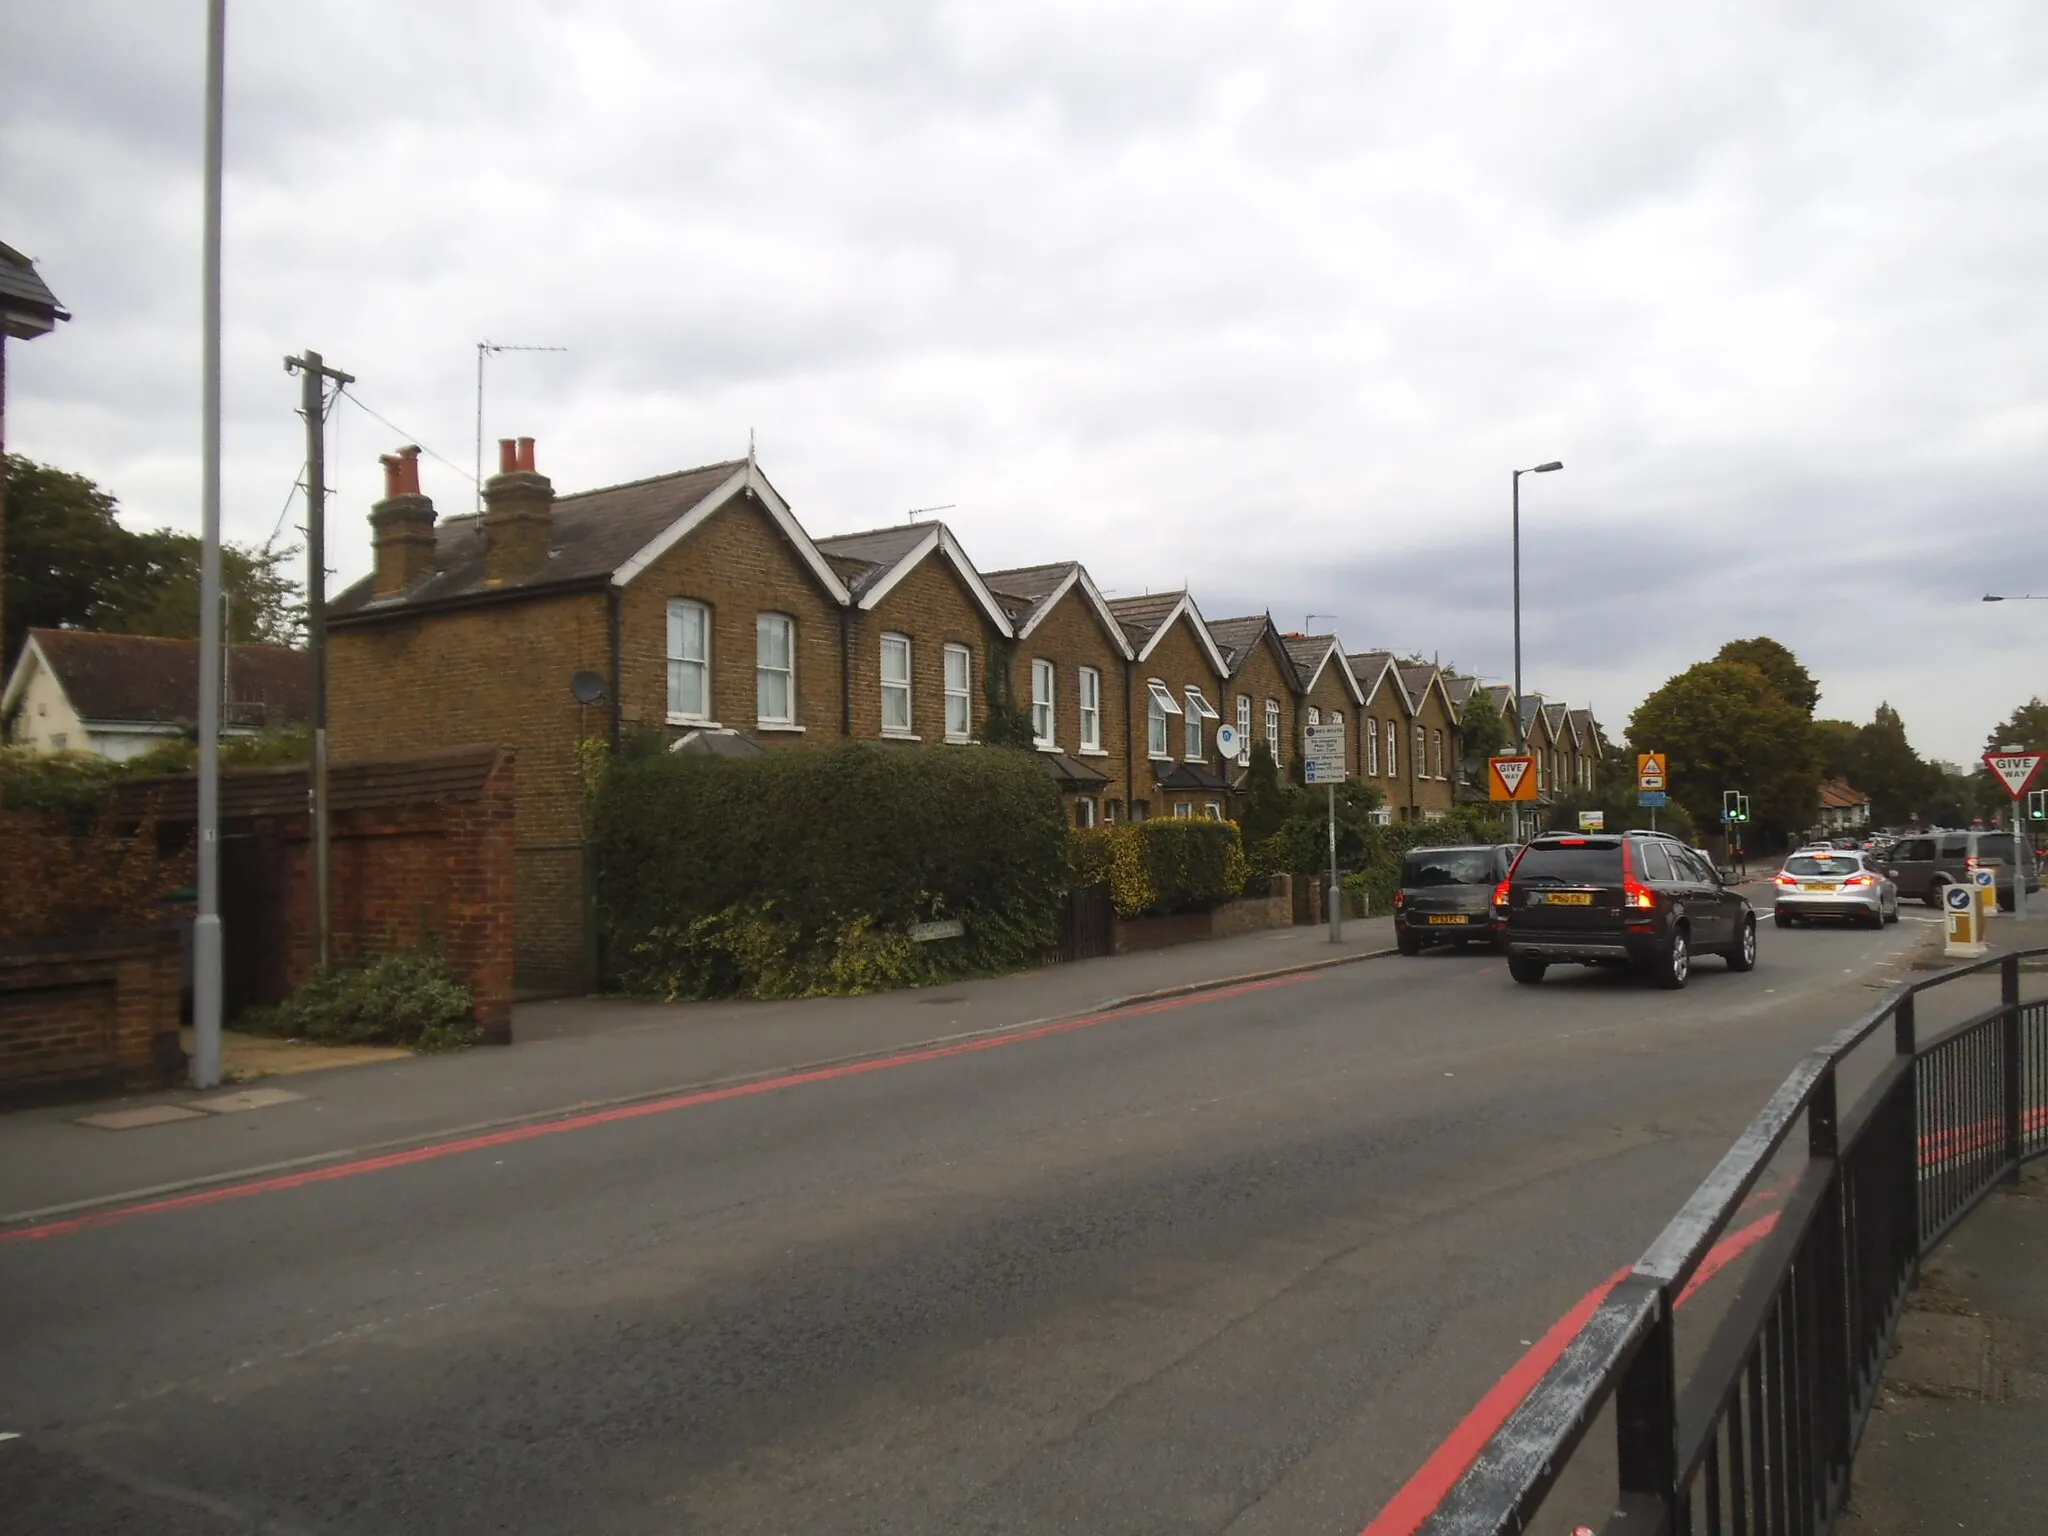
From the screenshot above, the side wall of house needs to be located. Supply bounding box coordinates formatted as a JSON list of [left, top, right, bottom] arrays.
[[1129, 617, 1228, 817], [1228, 644, 1296, 774], [329, 590, 606, 992], [1011, 588, 1128, 815], [1411, 684, 1457, 815]]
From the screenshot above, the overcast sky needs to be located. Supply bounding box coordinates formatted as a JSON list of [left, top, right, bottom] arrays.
[[6, 1, 2046, 762]]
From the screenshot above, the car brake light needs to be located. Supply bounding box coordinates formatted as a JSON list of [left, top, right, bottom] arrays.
[[1624, 876, 1657, 909], [1843, 874, 1874, 887], [1393, 888, 1405, 907], [1775, 874, 1798, 887], [1492, 879, 1511, 907], [1967, 856, 1981, 870], [1557, 837, 1588, 845]]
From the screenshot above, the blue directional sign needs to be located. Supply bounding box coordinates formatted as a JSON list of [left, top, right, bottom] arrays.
[[1638, 791, 1668, 807]]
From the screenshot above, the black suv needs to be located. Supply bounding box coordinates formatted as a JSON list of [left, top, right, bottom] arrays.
[[1394, 843, 1517, 955], [1497, 830, 1757, 989]]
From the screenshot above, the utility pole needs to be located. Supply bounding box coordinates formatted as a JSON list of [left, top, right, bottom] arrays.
[[194, 0, 227, 1089], [284, 350, 354, 968]]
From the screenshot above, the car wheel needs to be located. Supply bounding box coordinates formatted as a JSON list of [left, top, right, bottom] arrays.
[[1397, 932, 1422, 957], [1863, 904, 1884, 929], [1773, 911, 1792, 929], [1507, 954, 1547, 985], [1726, 916, 1757, 972], [1883, 900, 1899, 925], [1652, 927, 1690, 990], [1926, 880, 1949, 910]]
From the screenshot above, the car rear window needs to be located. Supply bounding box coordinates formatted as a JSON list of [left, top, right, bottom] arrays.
[[1893, 839, 1934, 861], [1978, 835, 2016, 862], [1786, 854, 1858, 876], [1402, 849, 1499, 886], [1512, 840, 1623, 885]]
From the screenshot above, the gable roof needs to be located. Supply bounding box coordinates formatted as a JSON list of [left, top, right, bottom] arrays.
[[331, 457, 853, 620], [1396, 660, 1461, 723], [814, 522, 1014, 636], [0, 241, 67, 338], [1440, 672, 1479, 711], [1206, 614, 1303, 688], [2, 629, 309, 730], [1346, 651, 1410, 712], [1104, 591, 1229, 675], [979, 562, 1131, 656], [1281, 635, 1363, 703], [1569, 707, 1603, 748], [1820, 779, 1870, 810]]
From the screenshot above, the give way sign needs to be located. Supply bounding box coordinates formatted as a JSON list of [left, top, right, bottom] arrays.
[[1983, 752, 2045, 800], [1488, 755, 1536, 801]]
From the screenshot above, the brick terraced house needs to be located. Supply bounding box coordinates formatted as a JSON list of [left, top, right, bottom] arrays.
[[1205, 614, 1303, 779], [1347, 650, 1408, 822], [981, 562, 1132, 825], [1397, 661, 1460, 820], [1104, 592, 1233, 821]]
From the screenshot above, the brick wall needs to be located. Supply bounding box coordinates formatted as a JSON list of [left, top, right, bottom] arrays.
[[616, 490, 846, 745], [847, 554, 1000, 743], [1361, 673, 1407, 810], [330, 592, 604, 989], [1010, 584, 1129, 812], [1412, 682, 1457, 815], [119, 751, 517, 1037], [0, 931, 182, 1102]]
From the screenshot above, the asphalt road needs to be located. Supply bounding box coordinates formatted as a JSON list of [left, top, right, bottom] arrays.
[[0, 906, 1935, 1535]]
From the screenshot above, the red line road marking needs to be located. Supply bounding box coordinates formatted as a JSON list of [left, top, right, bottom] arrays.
[[0, 973, 1316, 1247], [1359, 1210, 1782, 1536]]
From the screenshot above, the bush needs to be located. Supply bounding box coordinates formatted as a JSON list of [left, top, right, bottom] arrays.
[[1070, 820, 1246, 919], [593, 743, 1069, 998], [0, 746, 126, 830], [240, 946, 477, 1052]]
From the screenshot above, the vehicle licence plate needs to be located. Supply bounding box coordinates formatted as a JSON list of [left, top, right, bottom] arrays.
[[1427, 914, 1467, 925], [1542, 892, 1594, 906], [1802, 882, 1834, 891]]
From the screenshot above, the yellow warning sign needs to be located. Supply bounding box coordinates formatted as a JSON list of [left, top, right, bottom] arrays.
[[1637, 752, 1666, 793]]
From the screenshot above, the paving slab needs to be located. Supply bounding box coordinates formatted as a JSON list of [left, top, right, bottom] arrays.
[[71, 1105, 208, 1132]]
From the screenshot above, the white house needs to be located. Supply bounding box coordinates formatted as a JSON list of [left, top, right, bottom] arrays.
[[1, 629, 309, 761]]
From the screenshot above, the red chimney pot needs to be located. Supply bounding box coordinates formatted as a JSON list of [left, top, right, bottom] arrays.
[[498, 438, 518, 474], [397, 444, 422, 496], [379, 454, 403, 500], [516, 436, 536, 473]]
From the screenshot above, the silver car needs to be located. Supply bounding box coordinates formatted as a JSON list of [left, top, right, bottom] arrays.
[[1773, 850, 1898, 928]]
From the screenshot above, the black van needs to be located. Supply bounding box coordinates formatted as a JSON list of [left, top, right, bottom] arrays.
[[1394, 844, 1517, 955], [1499, 830, 1757, 989]]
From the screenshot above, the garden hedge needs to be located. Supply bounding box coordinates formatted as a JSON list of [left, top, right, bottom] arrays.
[[592, 742, 1069, 998], [1069, 819, 1247, 919]]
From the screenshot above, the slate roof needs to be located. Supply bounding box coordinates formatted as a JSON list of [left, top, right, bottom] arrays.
[[1204, 616, 1276, 677], [115, 746, 509, 824], [1544, 702, 1571, 741], [0, 241, 67, 335], [14, 629, 309, 730], [1033, 749, 1112, 788], [1397, 662, 1439, 704], [983, 562, 1081, 633], [812, 525, 937, 601], [1441, 672, 1479, 710], [1105, 592, 1184, 652], [1569, 707, 1602, 746], [1153, 761, 1233, 792], [1347, 651, 1403, 706], [330, 459, 749, 618]]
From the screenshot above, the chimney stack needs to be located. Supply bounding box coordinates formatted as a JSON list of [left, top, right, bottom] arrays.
[[480, 435, 553, 585], [368, 445, 436, 596]]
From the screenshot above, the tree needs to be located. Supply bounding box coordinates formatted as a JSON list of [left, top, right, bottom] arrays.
[[1855, 703, 1939, 826], [1628, 660, 1819, 845], [1813, 719, 1861, 782], [1236, 740, 1291, 846], [1716, 637, 1820, 716], [1456, 688, 1509, 770], [1975, 699, 2048, 822], [2, 453, 303, 666]]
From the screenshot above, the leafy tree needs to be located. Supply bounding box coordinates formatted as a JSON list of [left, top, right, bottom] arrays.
[[1813, 719, 1861, 782], [1628, 660, 1819, 844], [977, 641, 1038, 750], [1856, 703, 1939, 826], [2, 453, 303, 666], [1975, 699, 2048, 822], [1716, 637, 1820, 715], [1456, 687, 1509, 768], [1236, 740, 1291, 846]]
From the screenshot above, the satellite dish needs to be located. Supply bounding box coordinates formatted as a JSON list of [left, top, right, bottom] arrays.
[[569, 669, 609, 705], [1216, 724, 1241, 758]]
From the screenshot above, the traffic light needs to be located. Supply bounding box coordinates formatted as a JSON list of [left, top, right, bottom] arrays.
[[1738, 794, 1751, 823], [1723, 789, 1740, 824], [2031, 788, 2046, 821]]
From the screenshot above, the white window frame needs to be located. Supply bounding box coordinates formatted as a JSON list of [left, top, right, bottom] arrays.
[[944, 644, 973, 743], [1075, 796, 1097, 828], [1203, 801, 1222, 821], [1031, 657, 1056, 748], [1078, 666, 1102, 752], [1367, 717, 1379, 776], [1184, 686, 1217, 760], [1433, 728, 1444, 779], [1385, 720, 1397, 779], [1146, 679, 1180, 759], [1173, 801, 1194, 819], [881, 633, 914, 736], [753, 612, 796, 726], [1265, 699, 1280, 759], [667, 598, 711, 723], [1236, 694, 1251, 743], [1414, 724, 1425, 779]]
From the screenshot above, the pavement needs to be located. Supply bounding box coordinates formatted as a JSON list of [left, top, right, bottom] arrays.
[[1, 888, 1938, 1534], [0, 917, 1398, 1222], [1840, 1162, 2048, 1535]]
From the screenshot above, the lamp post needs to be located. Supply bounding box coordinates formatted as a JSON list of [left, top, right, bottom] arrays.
[[1983, 594, 2047, 602], [1512, 461, 1563, 838]]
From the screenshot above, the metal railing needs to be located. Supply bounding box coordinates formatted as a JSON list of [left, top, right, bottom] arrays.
[[1422, 946, 2048, 1536]]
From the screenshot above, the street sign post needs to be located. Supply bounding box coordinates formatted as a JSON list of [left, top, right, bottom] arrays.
[[1637, 752, 1666, 829], [1303, 724, 1347, 943], [1488, 755, 1536, 802], [1982, 751, 2043, 919], [1945, 881, 1985, 957], [1638, 791, 1667, 807]]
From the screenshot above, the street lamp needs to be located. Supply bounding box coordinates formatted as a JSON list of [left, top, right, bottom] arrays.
[[1983, 594, 2046, 602], [1512, 461, 1562, 837]]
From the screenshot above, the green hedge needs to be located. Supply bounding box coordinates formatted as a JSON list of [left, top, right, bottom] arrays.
[[593, 743, 1068, 998], [1070, 819, 1247, 918], [239, 946, 477, 1052]]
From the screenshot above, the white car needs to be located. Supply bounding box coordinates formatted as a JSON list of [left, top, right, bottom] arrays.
[[1773, 850, 1899, 928]]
